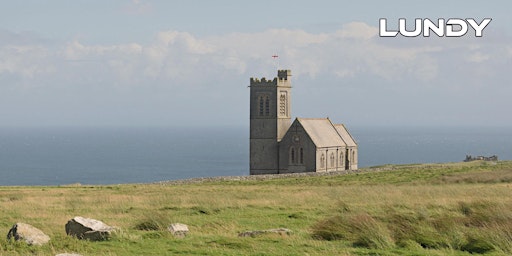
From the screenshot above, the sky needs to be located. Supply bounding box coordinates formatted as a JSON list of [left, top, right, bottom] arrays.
[[1, 0, 511, 127]]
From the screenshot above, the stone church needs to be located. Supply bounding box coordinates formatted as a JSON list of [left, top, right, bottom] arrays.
[[250, 69, 358, 175]]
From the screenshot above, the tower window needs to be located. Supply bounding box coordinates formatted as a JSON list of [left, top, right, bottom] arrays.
[[265, 96, 270, 116], [279, 92, 287, 116], [259, 96, 264, 116]]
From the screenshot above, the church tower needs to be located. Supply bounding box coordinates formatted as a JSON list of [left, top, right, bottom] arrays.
[[249, 70, 292, 175]]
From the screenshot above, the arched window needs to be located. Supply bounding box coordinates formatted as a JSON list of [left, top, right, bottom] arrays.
[[258, 96, 264, 116], [320, 153, 325, 169], [339, 152, 344, 167], [265, 96, 270, 116], [330, 153, 335, 168], [290, 147, 295, 164], [299, 148, 304, 164]]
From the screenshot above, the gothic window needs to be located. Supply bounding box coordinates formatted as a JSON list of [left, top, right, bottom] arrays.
[[339, 152, 344, 167], [290, 147, 295, 164], [299, 148, 304, 164], [265, 96, 270, 116], [320, 153, 325, 169], [279, 92, 287, 116], [330, 153, 335, 168], [258, 96, 264, 116]]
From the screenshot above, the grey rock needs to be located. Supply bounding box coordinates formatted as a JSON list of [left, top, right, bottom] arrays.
[[238, 228, 292, 237], [168, 223, 189, 238], [65, 216, 115, 241], [7, 222, 50, 246]]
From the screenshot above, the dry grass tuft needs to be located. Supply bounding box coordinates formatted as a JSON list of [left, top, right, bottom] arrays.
[[133, 212, 173, 231], [312, 199, 512, 254]]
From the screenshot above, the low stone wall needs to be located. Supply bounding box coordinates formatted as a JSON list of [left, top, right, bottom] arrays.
[[153, 168, 374, 185]]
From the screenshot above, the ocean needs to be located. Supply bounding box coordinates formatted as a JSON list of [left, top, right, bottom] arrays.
[[0, 126, 510, 186]]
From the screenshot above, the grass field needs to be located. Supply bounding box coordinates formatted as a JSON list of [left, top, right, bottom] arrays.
[[1, 160, 512, 255]]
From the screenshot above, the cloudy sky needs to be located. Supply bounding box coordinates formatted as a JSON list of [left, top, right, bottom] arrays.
[[1, 0, 511, 127]]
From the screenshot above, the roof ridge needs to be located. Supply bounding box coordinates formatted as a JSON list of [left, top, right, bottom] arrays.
[[333, 123, 358, 146], [296, 117, 329, 120], [329, 119, 348, 145], [296, 117, 347, 147]]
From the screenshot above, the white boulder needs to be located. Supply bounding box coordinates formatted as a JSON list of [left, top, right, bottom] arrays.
[[7, 223, 50, 246], [65, 216, 115, 241]]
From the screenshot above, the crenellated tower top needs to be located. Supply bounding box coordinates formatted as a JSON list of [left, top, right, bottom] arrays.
[[250, 69, 291, 87], [278, 69, 291, 80]]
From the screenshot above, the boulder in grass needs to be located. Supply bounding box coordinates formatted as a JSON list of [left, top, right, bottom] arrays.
[[65, 216, 115, 241], [168, 223, 189, 238], [7, 223, 50, 246], [238, 228, 292, 237]]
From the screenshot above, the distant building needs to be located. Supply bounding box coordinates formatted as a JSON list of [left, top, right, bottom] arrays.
[[464, 155, 498, 162], [249, 70, 358, 175]]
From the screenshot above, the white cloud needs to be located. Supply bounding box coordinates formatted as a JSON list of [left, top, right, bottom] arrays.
[[0, 45, 54, 78], [155, 31, 213, 54], [0, 21, 510, 127], [336, 22, 378, 40], [0, 22, 509, 89]]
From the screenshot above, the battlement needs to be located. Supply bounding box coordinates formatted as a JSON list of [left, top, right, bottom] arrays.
[[250, 77, 278, 86], [278, 69, 291, 80], [250, 69, 292, 87]]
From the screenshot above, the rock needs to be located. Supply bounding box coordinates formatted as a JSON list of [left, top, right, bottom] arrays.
[[167, 223, 189, 238], [7, 222, 50, 246], [238, 228, 292, 237], [65, 216, 115, 241]]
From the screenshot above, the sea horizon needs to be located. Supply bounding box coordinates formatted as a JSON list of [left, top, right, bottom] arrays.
[[0, 125, 510, 186]]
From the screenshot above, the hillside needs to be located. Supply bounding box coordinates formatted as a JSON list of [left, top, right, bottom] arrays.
[[1, 160, 512, 255]]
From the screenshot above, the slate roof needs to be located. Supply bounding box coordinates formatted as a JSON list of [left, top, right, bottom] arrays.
[[334, 124, 358, 147], [296, 118, 356, 148]]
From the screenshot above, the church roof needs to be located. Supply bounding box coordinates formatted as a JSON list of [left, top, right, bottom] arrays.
[[334, 124, 358, 147], [296, 118, 346, 148]]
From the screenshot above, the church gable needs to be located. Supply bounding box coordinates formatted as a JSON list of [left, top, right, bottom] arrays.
[[279, 117, 356, 173], [278, 118, 317, 173]]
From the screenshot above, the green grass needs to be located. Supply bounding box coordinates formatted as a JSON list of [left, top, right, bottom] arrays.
[[1, 161, 512, 255]]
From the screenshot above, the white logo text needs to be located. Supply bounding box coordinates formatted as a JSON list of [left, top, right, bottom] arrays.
[[379, 18, 492, 37]]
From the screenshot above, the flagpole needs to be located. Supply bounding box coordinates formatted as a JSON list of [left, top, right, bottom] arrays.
[[272, 54, 279, 70]]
